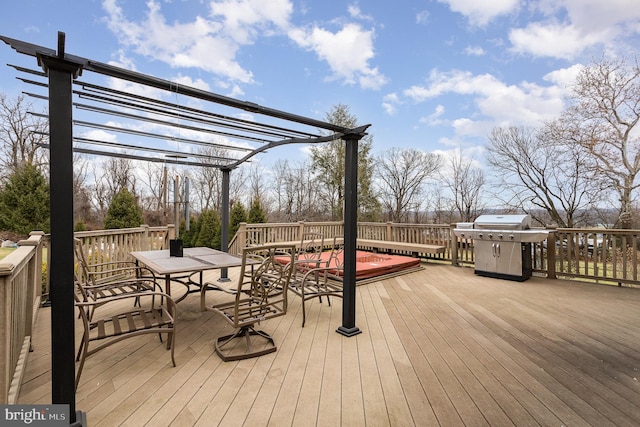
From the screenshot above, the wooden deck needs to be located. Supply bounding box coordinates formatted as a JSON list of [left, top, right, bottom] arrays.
[[18, 264, 640, 426]]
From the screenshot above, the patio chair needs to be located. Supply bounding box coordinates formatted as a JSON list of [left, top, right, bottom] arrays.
[[74, 283, 176, 389], [207, 244, 295, 361], [288, 236, 344, 327], [294, 232, 325, 272], [75, 238, 160, 319]]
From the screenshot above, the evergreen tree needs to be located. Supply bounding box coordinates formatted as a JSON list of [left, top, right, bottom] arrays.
[[195, 209, 221, 249], [248, 198, 267, 223], [309, 103, 379, 220], [229, 201, 247, 238], [103, 188, 143, 229], [179, 215, 198, 247], [0, 164, 50, 234]]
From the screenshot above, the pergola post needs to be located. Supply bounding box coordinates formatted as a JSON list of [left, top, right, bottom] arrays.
[[219, 167, 231, 281], [37, 32, 85, 425], [337, 134, 362, 337]]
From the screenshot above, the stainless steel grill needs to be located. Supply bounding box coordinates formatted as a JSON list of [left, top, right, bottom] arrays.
[[454, 214, 549, 281]]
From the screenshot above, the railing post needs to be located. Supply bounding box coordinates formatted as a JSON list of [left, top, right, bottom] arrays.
[[168, 224, 176, 241], [238, 223, 247, 251], [450, 223, 459, 266], [29, 231, 45, 302], [17, 236, 43, 341], [298, 221, 305, 241], [141, 224, 150, 251], [386, 222, 393, 241], [0, 262, 11, 404], [546, 227, 557, 279]]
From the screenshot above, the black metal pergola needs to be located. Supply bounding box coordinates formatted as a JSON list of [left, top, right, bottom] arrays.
[[1, 32, 369, 425]]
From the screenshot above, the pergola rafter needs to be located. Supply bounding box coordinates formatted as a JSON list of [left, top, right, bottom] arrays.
[[2, 31, 368, 425]]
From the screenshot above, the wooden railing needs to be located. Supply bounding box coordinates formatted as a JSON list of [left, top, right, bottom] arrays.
[[0, 232, 45, 404], [231, 222, 640, 287], [8, 222, 640, 403], [230, 221, 344, 254], [231, 221, 452, 260], [548, 227, 640, 286], [74, 224, 174, 266]]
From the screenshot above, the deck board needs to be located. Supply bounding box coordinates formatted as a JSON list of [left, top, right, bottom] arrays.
[[17, 264, 640, 426]]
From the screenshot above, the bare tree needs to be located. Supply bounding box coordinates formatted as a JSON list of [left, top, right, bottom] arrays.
[[376, 147, 441, 222], [0, 93, 48, 176], [192, 146, 226, 211], [90, 161, 109, 222], [270, 158, 323, 221], [487, 126, 600, 227], [552, 56, 640, 228], [140, 161, 166, 212], [103, 156, 136, 200], [88, 156, 137, 223], [72, 155, 94, 227], [442, 151, 485, 222], [272, 159, 293, 221]]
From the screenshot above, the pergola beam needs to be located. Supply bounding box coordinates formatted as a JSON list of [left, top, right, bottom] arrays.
[[1, 32, 370, 426]]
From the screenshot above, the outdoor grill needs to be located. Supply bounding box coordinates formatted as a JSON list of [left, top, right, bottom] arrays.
[[454, 214, 549, 281]]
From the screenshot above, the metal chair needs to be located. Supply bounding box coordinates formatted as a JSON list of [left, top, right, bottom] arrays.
[[74, 238, 160, 319], [74, 283, 176, 389], [208, 244, 295, 361], [288, 236, 344, 327]]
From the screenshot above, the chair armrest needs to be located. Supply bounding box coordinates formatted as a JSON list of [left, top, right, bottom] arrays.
[[85, 265, 156, 281], [76, 291, 176, 315], [300, 264, 344, 283], [80, 276, 160, 290]]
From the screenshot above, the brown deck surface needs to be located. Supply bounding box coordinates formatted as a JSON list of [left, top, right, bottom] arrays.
[[19, 265, 640, 426]]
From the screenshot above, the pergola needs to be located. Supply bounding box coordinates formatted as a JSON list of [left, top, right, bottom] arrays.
[[2, 32, 369, 424]]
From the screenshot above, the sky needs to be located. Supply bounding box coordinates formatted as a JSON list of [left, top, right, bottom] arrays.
[[1, 0, 640, 170]]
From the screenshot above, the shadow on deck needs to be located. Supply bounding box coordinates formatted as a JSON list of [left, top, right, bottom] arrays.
[[18, 264, 640, 426]]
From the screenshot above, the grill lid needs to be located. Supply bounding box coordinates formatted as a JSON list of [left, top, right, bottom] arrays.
[[473, 214, 531, 230]]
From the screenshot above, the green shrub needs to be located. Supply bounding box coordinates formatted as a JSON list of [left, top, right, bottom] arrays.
[[104, 188, 143, 229]]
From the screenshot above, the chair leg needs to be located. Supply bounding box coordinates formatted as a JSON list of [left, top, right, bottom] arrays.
[[168, 331, 176, 366], [75, 341, 88, 391], [215, 326, 277, 362]]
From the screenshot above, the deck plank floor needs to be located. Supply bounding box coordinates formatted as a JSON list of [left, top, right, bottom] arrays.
[[18, 264, 640, 426]]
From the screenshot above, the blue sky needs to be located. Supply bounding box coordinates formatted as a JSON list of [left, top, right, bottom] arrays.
[[2, 0, 640, 169]]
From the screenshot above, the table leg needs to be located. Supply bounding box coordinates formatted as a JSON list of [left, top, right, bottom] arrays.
[[165, 275, 171, 297]]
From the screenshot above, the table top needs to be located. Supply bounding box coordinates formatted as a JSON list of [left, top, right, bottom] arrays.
[[130, 247, 246, 275]]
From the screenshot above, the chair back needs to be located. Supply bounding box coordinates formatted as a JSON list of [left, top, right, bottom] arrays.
[[295, 232, 324, 271], [232, 244, 296, 328], [74, 238, 90, 282], [327, 236, 344, 266]]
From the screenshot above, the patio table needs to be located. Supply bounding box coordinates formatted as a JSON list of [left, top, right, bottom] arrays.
[[129, 247, 248, 303]]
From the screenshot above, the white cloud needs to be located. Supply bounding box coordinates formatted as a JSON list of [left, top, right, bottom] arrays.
[[382, 93, 400, 115], [288, 23, 387, 89], [172, 75, 211, 92], [416, 10, 429, 25], [78, 129, 118, 142], [437, 0, 520, 26], [348, 4, 373, 22], [102, 0, 293, 84], [102, 0, 385, 91], [509, 22, 606, 60], [420, 104, 446, 126], [509, 0, 640, 59], [403, 69, 567, 137], [208, 0, 293, 44], [464, 45, 485, 56], [542, 64, 583, 89], [543, 0, 640, 32]]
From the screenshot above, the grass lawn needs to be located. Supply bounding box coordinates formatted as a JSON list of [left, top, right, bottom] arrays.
[[0, 247, 16, 260]]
